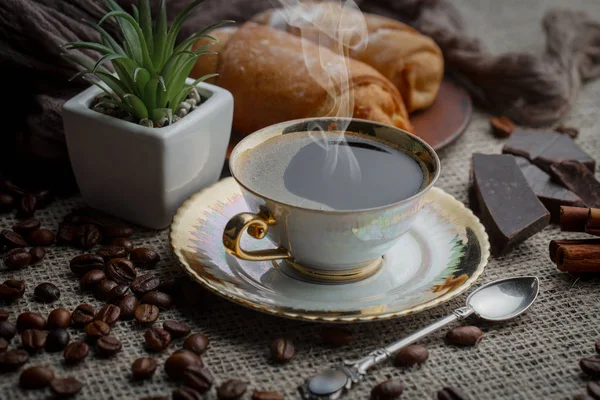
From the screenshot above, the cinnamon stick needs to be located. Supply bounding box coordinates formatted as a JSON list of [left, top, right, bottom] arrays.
[[556, 244, 600, 272], [586, 208, 600, 236], [560, 206, 589, 232], [549, 238, 600, 262]]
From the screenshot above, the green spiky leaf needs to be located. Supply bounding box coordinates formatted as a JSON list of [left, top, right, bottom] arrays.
[[62, 0, 232, 125]]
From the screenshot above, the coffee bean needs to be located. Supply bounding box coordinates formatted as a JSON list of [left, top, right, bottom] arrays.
[[270, 338, 294, 363], [85, 320, 110, 339], [173, 387, 202, 400], [184, 365, 214, 393], [70, 254, 105, 276], [72, 304, 95, 327], [118, 295, 138, 320], [141, 291, 173, 310], [80, 269, 106, 291], [145, 327, 172, 352], [130, 248, 160, 268], [131, 274, 160, 296], [21, 329, 48, 353], [574, 395, 595, 400], [437, 387, 469, 400], [588, 381, 600, 399], [252, 391, 284, 400], [29, 247, 46, 264], [135, 304, 159, 324], [394, 344, 429, 367], [17, 312, 47, 331], [1, 179, 25, 197], [106, 258, 136, 284], [106, 283, 129, 303], [0, 310, 8, 321], [217, 379, 248, 400], [102, 224, 134, 241], [582, 355, 600, 377], [95, 304, 120, 325], [0, 349, 29, 371], [96, 336, 122, 357], [19, 193, 37, 217], [163, 320, 191, 338], [0, 194, 15, 212], [96, 245, 128, 262], [28, 229, 55, 247], [63, 341, 89, 364], [34, 190, 52, 208], [57, 223, 75, 245], [50, 377, 83, 397], [19, 365, 55, 389], [0, 279, 26, 301], [445, 326, 484, 346], [132, 357, 157, 380], [371, 379, 404, 400], [34, 282, 60, 303], [47, 308, 71, 330], [13, 218, 41, 235], [321, 327, 353, 346], [1, 229, 27, 248], [46, 329, 70, 352], [164, 350, 203, 380], [73, 224, 101, 250], [596, 340, 600, 354], [0, 337, 7, 352], [0, 321, 16, 340], [3, 248, 32, 269], [94, 279, 118, 301], [110, 237, 134, 253], [183, 333, 209, 355]]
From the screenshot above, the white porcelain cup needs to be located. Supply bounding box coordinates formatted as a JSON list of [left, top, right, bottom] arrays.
[[223, 118, 440, 282]]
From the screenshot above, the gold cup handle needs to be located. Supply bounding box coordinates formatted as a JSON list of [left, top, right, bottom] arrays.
[[223, 212, 292, 261]]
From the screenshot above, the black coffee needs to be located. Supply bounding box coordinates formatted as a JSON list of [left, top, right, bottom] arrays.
[[237, 131, 426, 210]]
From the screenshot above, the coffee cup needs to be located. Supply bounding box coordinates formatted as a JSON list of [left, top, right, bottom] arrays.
[[223, 118, 440, 282]]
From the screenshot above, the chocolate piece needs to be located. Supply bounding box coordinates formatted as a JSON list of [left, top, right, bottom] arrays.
[[550, 161, 600, 208], [514, 156, 584, 222], [503, 129, 595, 173], [470, 154, 550, 255]]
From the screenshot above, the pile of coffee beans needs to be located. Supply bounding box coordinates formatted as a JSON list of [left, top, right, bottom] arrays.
[[0, 178, 52, 218], [1, 217, 55, 272]]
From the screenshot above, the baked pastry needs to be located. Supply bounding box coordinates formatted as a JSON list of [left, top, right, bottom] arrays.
[[191, 22, 412, 134], [252, 2, 444, 112]]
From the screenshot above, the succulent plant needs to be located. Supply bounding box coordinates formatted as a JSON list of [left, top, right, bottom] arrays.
[[62, 0, 231, 126]]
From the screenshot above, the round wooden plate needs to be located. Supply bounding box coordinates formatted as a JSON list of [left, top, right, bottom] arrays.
[[225, 78, 472, 158], [411, 78, 473, 151]]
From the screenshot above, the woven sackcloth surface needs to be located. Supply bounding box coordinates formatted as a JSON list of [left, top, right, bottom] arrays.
[[2, 0, 600, 399]]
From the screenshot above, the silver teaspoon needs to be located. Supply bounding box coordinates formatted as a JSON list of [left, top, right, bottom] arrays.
[[299, 276, 540, 400]]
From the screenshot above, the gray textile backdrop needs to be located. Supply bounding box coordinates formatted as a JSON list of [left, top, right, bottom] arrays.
[[2, 0, 600, 399]]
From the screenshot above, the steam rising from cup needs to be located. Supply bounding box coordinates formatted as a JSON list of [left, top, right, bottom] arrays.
[[269, 0, 368, 182]]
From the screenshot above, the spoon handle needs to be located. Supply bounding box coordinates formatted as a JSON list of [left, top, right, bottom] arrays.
[[349, 306, 473, 373]]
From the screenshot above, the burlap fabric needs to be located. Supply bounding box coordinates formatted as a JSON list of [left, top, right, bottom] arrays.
[[1, 0, 600, 398]]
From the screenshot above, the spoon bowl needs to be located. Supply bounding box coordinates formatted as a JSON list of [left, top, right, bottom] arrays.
[[466, 276, 539, 322]]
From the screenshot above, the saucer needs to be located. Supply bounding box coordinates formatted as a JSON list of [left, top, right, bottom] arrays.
[[170, 178, 490, 322]]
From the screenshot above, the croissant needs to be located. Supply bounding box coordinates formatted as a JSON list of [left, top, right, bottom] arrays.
[[252, 2, 444, 112], [190, 22, 412, 134]]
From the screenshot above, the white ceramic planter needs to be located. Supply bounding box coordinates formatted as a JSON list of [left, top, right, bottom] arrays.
[[62, 80, 233, 229]]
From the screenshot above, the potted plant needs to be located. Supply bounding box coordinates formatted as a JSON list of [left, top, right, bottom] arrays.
[[61, 0, 234, 229]]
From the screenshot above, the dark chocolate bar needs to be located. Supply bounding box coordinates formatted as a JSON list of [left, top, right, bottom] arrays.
[[549, 160, 600, 208], [470, 153, 550, 256], [514, 156, 584, 223], [503, 129, 595, 173]]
